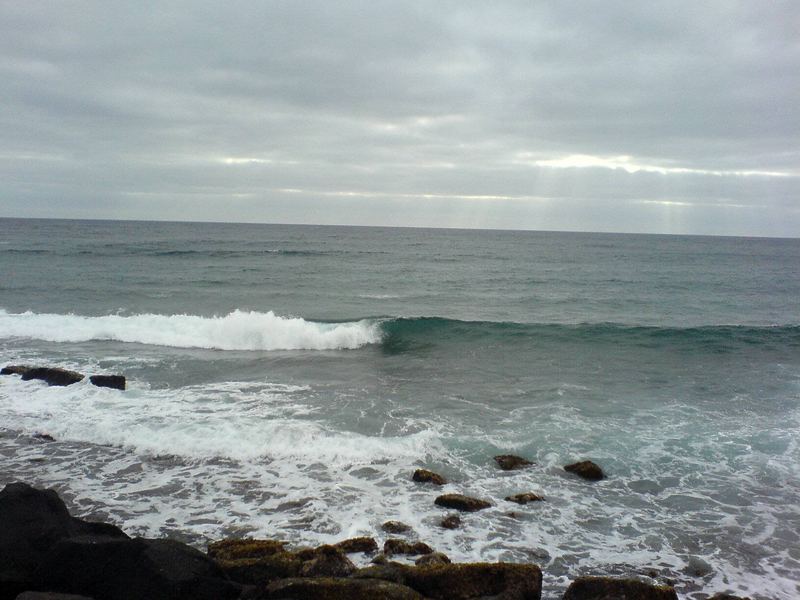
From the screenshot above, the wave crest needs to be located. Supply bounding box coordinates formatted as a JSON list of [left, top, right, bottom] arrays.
[[0, 309, 381, 350]]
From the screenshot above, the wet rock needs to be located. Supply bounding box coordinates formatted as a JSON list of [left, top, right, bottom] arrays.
[[563, 576, 678, 600], [382, 521, 412, 534], [88, 375, 126, 391], [505, 492, 544, 505], [412, 469, 446, 485], [564, 460, 605, 481], [0, 482, 128, 599], [38, 536, 240, 600], [334, 536, 377, 554], [684, 556, 713, 577], [383, 539, 433, 556], [20, 368, 84, 387], [494, 455, 534, 470], [215, 552, 302, 586], [414, 552, 451, 566], [707, 594, 753, 600], [299, 545, 356, 578], [207, 539, 288, 561], [434, 494, 491, 512], [370, 553, 388, 565], [440, 514, 461, 529], [32, 434, 56, 443], [355, 562, 542, 600], [1, 365, 31, 376], [258, 577, 425, 599]]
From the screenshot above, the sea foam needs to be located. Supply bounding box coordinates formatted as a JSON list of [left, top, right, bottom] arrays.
[[0, 308, 381, 350]]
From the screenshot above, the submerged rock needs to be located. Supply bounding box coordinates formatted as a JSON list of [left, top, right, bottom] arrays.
[[20, 367, 84, 387], [434, 494, 491, 512], [412, 469, 447, 485], [334, 536, 377, 554], [505, 492, 544, 505], [383, 539, 433, 556], [88, 375, 126, 390], [563, 576, 677, 600], [439, 514, 461, 529], [32, 433, 56, 442], [564, 460, 605, 481], [707, 594, 753, 600], [494, 455, 534, 471], [382, 520, 412, 534]]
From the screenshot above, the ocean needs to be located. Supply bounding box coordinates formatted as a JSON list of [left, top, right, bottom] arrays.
[[1, 218, 798, 599]]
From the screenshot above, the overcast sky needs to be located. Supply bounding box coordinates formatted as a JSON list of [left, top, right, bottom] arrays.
[[1, 1, 798, 236]]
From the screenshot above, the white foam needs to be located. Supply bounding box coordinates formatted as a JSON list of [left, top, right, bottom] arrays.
[[0, 308, 381, 350]]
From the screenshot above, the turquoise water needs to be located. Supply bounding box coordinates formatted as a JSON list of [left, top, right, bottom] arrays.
[[1, 218, 799, 599]]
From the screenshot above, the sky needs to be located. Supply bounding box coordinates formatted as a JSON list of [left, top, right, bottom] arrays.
[[1, 1, 798, 236]]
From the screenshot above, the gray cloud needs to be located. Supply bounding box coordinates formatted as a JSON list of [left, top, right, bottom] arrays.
[[1, 1, 798, 235]]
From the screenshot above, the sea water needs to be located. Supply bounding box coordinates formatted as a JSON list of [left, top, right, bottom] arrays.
[[1, 218, 798, 599]]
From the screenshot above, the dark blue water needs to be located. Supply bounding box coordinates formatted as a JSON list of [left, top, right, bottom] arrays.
[[1, 218, 799, 599]]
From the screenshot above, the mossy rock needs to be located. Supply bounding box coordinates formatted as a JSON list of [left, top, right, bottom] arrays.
[[382, 520, 412, 534], [434, 494, 491, 512], [505, 492, 544, 505], [384, 539, 434, 556], [215, 552, 303, 585], [260, 576, 425, 599], [208, 539, 287, 561], [412, 469, 447, 485], [494, 455, 534, 470], [563, 576, 678, 600], [440, 514, 461, 529], [333, 536, 377, 554]]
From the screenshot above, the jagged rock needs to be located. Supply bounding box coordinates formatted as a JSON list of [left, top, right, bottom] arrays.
[[207, 539, 287, 561], [412, 469, 446, 485], [563, 576, 678, 600], [415, 552, 451, 566], [564, 460, 605, 481], [88, 375, 126, 391], [38, 536, 240, 600], [434, 494, 491, 512], [354, 562, 542, 600], [257, 577, 425, 599], [298, 545, 356, 578], [382, 521, 412, 534], [20, 368, 84, 387], [334, 537, 377, 554], [15, 593, 96, 599], [383, 539, 433, 556], [0, 482, 128, 599], [1, 365, 31, 376], [494, 455, 534, 470], [505, 492, 544, 505], [32, 434, 55, 443], [440, 514, 461, 529]]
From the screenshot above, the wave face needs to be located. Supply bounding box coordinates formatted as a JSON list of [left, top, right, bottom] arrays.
[[0, 309, 381, 350]]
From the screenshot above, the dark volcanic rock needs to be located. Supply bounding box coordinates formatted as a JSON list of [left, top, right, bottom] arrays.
[[39, 536, 240, 600], [20, 368, 84, 387], [0, 482, 128, 599], [434, 494, 491, 512], [414, 552, 451, 566], [494, 455, 534, 470], [440, 514, 461, 529], [258, 577, 425, 599], [89, 375, 126, 390], [1, 365, 31, 376], [383, 539, 433, 556], [564, 460, 605, 481], [334, 536, 378, 554], [355, 562, 542, 600], [563, 576, 678, 600], [412, 469, 446, 485], [382, 520, 412, 534], [505, 492, 544, 505]]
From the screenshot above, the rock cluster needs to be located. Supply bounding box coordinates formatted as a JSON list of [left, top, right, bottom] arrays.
[[1, 365, 125, 390]]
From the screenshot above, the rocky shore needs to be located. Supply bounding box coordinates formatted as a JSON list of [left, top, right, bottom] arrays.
[[0, 481, 754, 600]]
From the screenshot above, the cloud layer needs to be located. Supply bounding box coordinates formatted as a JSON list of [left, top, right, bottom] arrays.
[[1, 1, 798, 235]]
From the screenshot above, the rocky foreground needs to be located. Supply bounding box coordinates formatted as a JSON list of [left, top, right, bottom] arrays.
[[0, 482, 754, 600]]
